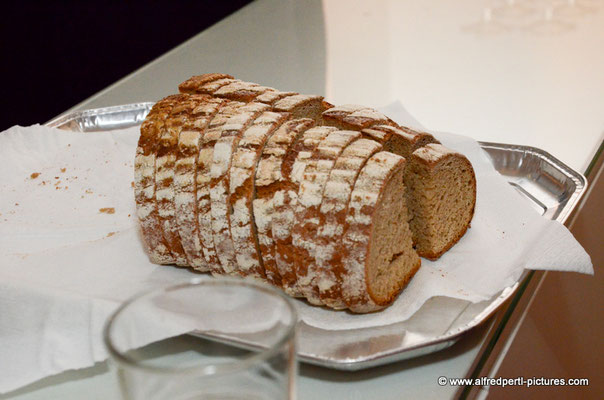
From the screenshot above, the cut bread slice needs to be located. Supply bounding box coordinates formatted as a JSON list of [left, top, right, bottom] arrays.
[[229, 111, 291, 279], [178, 73, 234, 94], [174, 97, 227, 270], [322, 104, 394, 131], [404, 143, 476, 259], [272, 126, 338, 295], [315, 138, 383, 309], [291, 130, 362, 304], [272, 94, 329, 123], [135, 95, 183, 264], [253, 119, 316, 286], [196, 100, 248, 273], [209, 102, 271, 274], [341, 152, 421, 313], [155, 95, 203, 266], [361, 124, 438, 158]]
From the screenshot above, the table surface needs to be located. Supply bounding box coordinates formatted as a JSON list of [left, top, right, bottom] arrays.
[[4, 0, 603, 399]]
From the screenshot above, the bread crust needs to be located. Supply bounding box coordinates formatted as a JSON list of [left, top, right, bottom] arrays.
[[178, 73, 234, 94], [174, 97, 226, 270], [273, 126, 338, 295], [315, 138, 383, 309], [229, 111, 291, 279], [291, 130, 362, 304], [253, 119, 316, 286], [210, 102, 270, 274], [135, 95, 183, 264]]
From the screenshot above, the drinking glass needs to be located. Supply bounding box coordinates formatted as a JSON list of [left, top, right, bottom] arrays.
[[103, 277, 298, 400]]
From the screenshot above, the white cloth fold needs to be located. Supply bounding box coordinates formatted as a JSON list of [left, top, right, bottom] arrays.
[[0, 106, 592, 394]]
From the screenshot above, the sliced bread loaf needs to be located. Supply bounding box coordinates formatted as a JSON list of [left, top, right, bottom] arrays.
[[229, 111, 291, 279], [404, 143, 477, 259], [341, 152, 421, 313]]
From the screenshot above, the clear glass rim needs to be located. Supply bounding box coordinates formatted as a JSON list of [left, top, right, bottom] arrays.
[[103, 277, 297, 376]]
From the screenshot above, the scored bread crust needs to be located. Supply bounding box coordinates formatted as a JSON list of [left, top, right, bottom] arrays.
[[178, 73, 234, 94], [315, 138, 383, 309], [322, 104, 394, 131], [196, 100, 248, 272], [229, 111, 291, 279], [291, 130, 362, 304], [174, 97, 226, 270], [135, 95, 183, 264], [209, 102, 270, 274], [341, 152, 420, 313], [406, 143, 477, 260], [361, 124, 439, 158], [154, 95, 200, 266], [253, 119, 316, 286], [272, 126, 338, 295]]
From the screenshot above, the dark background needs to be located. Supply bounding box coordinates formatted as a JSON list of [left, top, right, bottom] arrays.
[[1, 1, 252, 131]]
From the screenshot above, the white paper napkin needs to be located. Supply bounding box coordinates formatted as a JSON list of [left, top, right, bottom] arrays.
[[0, 107, 593, 393]]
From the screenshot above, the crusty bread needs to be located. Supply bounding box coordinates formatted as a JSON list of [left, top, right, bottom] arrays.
[[253, 119, 316, 285], [210, 102, 270, 274], [155, 95, 203, 266], [229, 111, 291, 279], [291, 130, 362, 304], [196, 100, 248, 273], [135, 95, 183, 264], [361, 124, 438, 158], [272, 126, 338, 295], [174, 97, 226, 270], [178, 74, 234, 94], [322, 104, 394, 131], [315, 138, 383, 309], [134, 75, 477, 313], [341, 152, 421, 313], [404, 144, 477, 259]]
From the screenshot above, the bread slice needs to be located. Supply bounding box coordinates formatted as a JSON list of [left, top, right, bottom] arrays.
[[196, 100, 248, 273], [272, 95, 329, 123], [291, 130, 362, 304], [341, 152, 421, 313], [209, 102, 271, 274], [253, 119, 316, 286], [404, 143, 477, 259], [135, 95, 183, 264], [174, 97, 226, 270], [361, 124, 438, 158], [322, 104, 394, 131], [272, 126, 338, 295], [229, 111, 291, 279], [206, 102, 270, 274], [155, 95, 204, 266], [315, 138, 383, 309], [178, 73, 234, 94]]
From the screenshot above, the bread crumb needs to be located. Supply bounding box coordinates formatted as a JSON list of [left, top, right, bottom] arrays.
[[106, 232, 116, 237], [130, 181, 134, 188], [30, 172, 41, 179], [60, 168, 66, 173], [99, 207, 115, 214]]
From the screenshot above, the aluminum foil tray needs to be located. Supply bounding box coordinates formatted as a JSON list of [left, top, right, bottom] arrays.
[[47, 103, 587, 370]]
